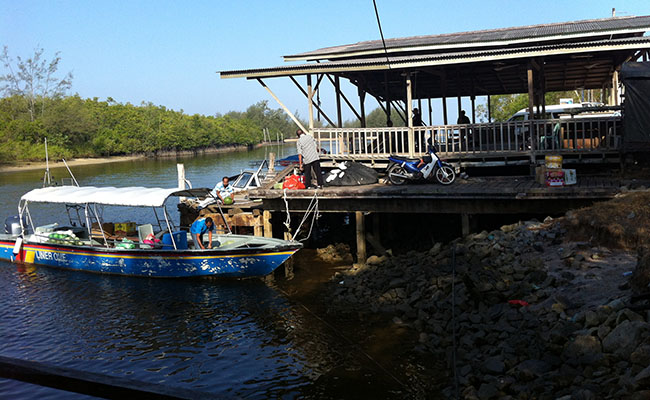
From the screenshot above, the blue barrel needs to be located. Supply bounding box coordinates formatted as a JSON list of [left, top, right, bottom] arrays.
[[161, 231, 188, 250]]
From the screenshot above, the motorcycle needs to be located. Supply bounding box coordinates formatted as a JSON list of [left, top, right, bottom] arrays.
[[386, 144, 456, 185]]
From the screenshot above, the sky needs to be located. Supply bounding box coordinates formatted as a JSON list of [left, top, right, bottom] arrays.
[[1, 0, 649, 124]]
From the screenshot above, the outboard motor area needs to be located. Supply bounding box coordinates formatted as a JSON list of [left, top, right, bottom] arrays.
[[4, 215, 27, 236]]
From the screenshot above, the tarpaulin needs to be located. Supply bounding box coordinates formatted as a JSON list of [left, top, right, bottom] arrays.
[[325, 162, 378, 186], [621, 62, 650, 151]]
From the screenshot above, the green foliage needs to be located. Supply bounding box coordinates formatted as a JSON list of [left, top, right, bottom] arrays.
[[344, 107, 406, 128], [0, 95, 298, 163], [477, 91, 600, 122]]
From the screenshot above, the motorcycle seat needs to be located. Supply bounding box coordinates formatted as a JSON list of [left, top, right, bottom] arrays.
[[389, 155, 419, 162]]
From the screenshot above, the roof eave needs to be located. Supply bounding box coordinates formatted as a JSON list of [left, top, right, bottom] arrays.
[[221, 40, 650, 80], [284, 28, 650, 62]]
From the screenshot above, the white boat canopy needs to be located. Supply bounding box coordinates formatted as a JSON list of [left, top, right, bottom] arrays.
[[20, 186, 211, 208]]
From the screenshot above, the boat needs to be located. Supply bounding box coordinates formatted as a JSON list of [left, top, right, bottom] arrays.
[[0, 186, 301, 278]]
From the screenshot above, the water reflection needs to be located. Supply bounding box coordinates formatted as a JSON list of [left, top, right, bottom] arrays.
[[0, 146, 413, 399]]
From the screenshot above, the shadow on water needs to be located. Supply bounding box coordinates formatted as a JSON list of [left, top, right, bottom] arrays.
[[0, 146, 439, 399], [0, 253, 425, 399]]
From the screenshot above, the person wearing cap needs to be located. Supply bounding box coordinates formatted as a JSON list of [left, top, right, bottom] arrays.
[[296, 129, 324, 189]]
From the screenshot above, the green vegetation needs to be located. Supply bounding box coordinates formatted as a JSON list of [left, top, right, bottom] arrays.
[[0, 47, 300, 163], [477, 90, 603, 122]]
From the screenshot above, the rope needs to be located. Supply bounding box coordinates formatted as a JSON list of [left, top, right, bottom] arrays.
[[293, 192, 319, 242], [283, 189, 320, 242], [282, 189, 291, 237]]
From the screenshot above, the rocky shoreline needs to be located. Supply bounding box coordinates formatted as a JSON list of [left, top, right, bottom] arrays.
[[322, 191, 650, 399]]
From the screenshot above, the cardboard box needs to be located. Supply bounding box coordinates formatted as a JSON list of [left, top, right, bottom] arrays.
[[546, 170, 564, 187], [114, 222, 136, 235], [535, 165, 547, 185], [563, 169, 577, 185]]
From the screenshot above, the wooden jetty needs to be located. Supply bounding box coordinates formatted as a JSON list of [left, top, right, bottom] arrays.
[[221, 15, 650, 169], [179, 165, 647, 265]]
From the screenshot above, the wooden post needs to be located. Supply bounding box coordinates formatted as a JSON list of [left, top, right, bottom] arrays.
[[441, 69, 448, 125], [442, 97, 448, 125], [263, 210, 272, 238], [471, 96, 476, 124], [335, 75, 343, 128], [461, 213, 470, 237], [268, 152, 275, 173], [358, 86, 367, 128], [487, 95, 491, 123], [253, 216, 262, 237], [527, 64, 536, 172], [428, 98, 433, 125], [355, 211, 366, 265], [527, 65, 535, 121], [406, 72, 415, 157], [177, 163, 186, 201], [307, 75, 314, 132]]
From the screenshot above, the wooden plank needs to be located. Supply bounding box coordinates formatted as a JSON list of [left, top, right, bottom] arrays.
[[0, 355, 217, 399]]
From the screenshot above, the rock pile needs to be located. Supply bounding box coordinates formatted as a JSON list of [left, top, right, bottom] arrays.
[[329, 217, 650, 399], [317, 243, 354, 264]]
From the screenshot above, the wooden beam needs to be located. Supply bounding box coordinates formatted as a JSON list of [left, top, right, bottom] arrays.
[[307, 75, 314, 131], [289, 76, 336, 127], [334, 75, 342, 128], [257, 79, 308, 134], [327, 75, 361, 121], [487, 95, 491, 123], [406, 72, 414, 157], [325, 74, 362, 122], [527, 65, 534, 121], [428, 98, 433, 125], [358, 86, 367, 128]]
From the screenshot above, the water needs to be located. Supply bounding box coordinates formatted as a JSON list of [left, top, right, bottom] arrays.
[[0, 145, 415, 399]]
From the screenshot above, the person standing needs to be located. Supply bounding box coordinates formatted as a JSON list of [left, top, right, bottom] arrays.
[[296, 129, 324, 189]]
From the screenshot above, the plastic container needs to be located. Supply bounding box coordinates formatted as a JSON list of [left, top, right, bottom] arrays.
[[162, 231, 188, 250], [545, 155, 563, 169]]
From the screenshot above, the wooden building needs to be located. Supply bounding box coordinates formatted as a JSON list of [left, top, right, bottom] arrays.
[[221, 15, 650, 168]]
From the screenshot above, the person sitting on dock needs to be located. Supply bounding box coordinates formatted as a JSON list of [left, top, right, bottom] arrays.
[[296, 129, 324, 189], [190, 217, 214, 249], [211, 176, 235, 204]]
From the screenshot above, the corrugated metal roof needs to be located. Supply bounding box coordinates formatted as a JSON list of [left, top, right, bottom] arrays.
[[220, 37, 650, 79], [285, 15, 650, 61]]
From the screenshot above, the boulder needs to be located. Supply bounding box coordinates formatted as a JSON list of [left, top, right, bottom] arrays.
[[631, 344, 650, 366], [635, 364, 650, 387], [563, 335, 602, 362], [477, 383, 498, 399], [631, 246, 650, 293], [483, 357, 505, 374], [603, 320, 649, 358]]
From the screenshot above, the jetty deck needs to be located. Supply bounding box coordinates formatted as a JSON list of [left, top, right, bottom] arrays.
[[243, 175, 637, 214]]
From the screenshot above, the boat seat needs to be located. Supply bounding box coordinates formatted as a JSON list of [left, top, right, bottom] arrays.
[[137, 224, 154, 249]]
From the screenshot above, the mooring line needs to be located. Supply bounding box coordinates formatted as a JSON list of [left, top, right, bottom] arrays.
[[275, 286, 407, 390]]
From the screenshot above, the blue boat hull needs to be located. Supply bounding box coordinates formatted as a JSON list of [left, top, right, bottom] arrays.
[[0, 240, 300, 278]]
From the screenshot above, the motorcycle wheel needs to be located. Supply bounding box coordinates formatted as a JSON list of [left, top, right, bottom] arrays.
[[435, 164, 456, 185], [387, 164, 408, 185]]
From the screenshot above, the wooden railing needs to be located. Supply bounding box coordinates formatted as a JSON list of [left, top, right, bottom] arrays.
[[314, 117, 622, 161]]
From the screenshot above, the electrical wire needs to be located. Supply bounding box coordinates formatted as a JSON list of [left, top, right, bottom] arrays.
[[372, 0, 391, 69]]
